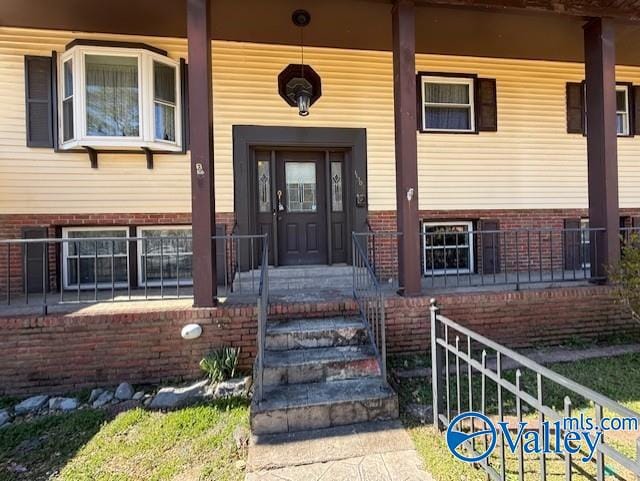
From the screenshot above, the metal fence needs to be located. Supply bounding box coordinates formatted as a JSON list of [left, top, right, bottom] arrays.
[[354, 227, 607, 290], [352, 232, 387, 380], [254, 235, 270, 403], [0, 233, 268, 312], [430, 300, 640, 481]]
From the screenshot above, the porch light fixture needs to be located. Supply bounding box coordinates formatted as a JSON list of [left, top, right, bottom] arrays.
[[278, 10, 322, 116]]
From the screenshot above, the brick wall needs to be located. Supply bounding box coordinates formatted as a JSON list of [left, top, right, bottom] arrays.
[[0, 284, 636, 396], [366, 208, 640, 281], [0, 212, 235, 296]]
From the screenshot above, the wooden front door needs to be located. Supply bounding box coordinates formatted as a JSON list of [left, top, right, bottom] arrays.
[[275, 151, 328, 265]]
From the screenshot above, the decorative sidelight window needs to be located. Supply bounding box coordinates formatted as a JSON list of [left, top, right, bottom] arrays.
[[422, 221, 474, 275], [137, 226, 193, 287], [330, 161, 343, 212], [58, 45, 182, 150], [62, 227, 129, 289], [257, 160, 271, 213], [420, 76, 475, 132]]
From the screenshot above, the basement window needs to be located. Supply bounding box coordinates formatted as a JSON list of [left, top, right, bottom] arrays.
[[58, 45, 182, 151], [62, 227, 129, 289], [137, 226, 193, 287], [422, 221, 474, 275], [420, 75, 475, 132]]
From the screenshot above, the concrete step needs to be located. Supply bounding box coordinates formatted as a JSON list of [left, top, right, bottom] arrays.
[[251, 378, 398, 435], [263, 345, 381, 386], [265, 317, 368, 351]]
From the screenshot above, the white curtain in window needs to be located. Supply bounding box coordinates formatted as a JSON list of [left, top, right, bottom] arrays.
[[85, 55, 140, 137]]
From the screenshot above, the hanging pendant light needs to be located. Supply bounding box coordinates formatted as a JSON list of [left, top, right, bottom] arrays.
[[278, 10, 322, 116]]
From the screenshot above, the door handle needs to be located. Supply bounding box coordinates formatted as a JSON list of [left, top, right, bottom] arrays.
[[277, 190, 285, 212]]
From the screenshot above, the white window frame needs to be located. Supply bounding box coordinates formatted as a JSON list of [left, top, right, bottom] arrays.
[[421, 75, 475, 133], [422, 221, 475, 276], [616, 85, 630, 136], [580, 218, 591, 269], [57, 45, 182, 151], [62, 226, 129, 289], [136, 225, 193, 287]]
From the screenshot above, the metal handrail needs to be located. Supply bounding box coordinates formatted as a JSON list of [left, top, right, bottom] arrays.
[[352, 232, 387, 380], [0, 233, 268, 312], [255, 234, 269, 402], [430, 299, 640, 481]]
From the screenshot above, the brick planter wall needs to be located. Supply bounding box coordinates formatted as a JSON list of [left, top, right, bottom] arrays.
[[0, 285, 635, 396]]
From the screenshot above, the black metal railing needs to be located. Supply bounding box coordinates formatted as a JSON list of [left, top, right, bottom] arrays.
[[254, 235, 270, 403], [0, 233, 268, 313], [352, 232, 387, 380], [430, 299, 640, 481], [354, 227, 607, 290]]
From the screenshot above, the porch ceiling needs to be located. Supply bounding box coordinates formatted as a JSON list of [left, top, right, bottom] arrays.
[[4, 0, 640, 65]]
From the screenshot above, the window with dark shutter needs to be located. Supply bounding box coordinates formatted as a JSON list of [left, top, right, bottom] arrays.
[[480, 219, 500, 274], [563, 218, 582, 270], [24, 56, 54, 148], [633, 86, 640, 136], [566, 82, 585, 134], [476, 78, 497, 132], [180, 59, 189, 151]]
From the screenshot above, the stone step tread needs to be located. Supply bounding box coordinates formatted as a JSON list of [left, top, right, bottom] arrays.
[[267, 317, 364, 334], [254, 377, 395, 413], [264, 345, 377, 367]]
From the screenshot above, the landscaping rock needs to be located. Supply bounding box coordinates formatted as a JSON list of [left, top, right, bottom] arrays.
[[132, 391, 145, 401], [92, 391, 114, 408], [48, 397, 79, 412], [14, 395, 49, 415], [213, 376, 252, 398], [0, 410, 10, 427], [149, 380, 209, 409], [115, 382, 134, 401], [88, 388, 104, 404]]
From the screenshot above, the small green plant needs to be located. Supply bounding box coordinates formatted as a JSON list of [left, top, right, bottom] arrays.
[[610, 233, 640, 323], [199, 346, 240, 382]]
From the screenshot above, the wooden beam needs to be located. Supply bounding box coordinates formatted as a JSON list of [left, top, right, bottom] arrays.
[[584, 17, 620, 281], [187, 0, 217, 306], [392, 0, 421, 296]]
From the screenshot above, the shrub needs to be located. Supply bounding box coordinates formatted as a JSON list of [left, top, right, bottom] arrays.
[[199, 346, 240, 382], [610, 233, 640, 323]]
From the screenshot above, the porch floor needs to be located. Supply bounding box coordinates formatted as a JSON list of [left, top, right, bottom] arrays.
[[0, 265, 593, 317]]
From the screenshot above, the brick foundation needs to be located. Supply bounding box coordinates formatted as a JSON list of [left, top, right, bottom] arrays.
[[366, 208, 640, 280], [0, 212, 235, 296], [0, 284, 635, 396]]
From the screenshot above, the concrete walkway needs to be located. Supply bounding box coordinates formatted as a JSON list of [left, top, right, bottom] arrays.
[[245, 420, 432, 481]]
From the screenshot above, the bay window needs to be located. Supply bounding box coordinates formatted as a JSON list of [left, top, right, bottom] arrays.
[[58, 45, 182, 151]]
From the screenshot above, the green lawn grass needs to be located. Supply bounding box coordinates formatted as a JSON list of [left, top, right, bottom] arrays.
[[399, 352, 640, 481], [0, 398, 249, 481]]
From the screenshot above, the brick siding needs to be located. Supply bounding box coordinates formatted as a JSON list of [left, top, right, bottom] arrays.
[[0, 285, 635, 396]]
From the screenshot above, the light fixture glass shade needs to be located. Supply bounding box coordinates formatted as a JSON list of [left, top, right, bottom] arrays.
[[296, 89, 311, 116]]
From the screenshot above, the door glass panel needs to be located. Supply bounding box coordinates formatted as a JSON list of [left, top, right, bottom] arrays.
[[286, 162, 316, 212], [330, 161, 343, 212], [257, 160, 271, 213]]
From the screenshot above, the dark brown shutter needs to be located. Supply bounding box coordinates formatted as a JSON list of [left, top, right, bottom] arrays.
[[22, 227, 48, 294], [480, 219, 500, 274], [633, 86, 640, 136], [24, 56, 54, 147], [566, 82, 585, 134], [180, 59, 189, 151], [563, 218, 581, 270], [632, 217, 640, 228], [476, 78, 497, 132]]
